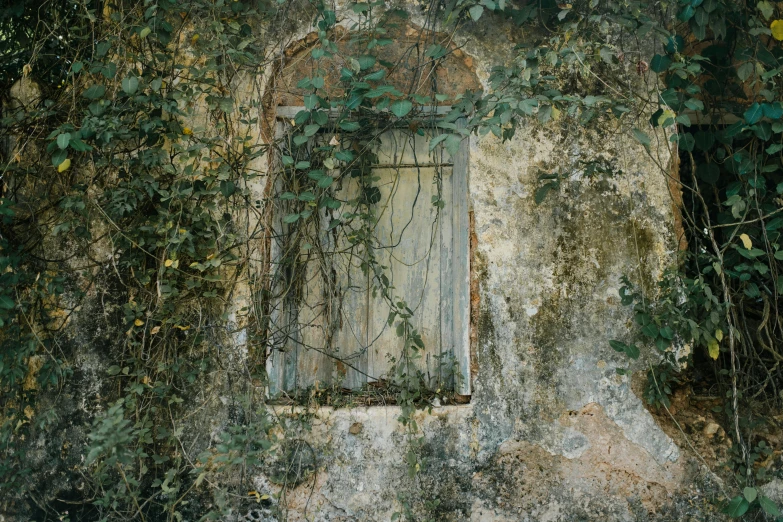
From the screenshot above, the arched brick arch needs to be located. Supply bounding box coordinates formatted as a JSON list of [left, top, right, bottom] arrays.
[[271, 20, 481, 108]]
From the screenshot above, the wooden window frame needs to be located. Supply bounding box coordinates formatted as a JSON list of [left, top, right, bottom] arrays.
[[267, 107, 471, 398]]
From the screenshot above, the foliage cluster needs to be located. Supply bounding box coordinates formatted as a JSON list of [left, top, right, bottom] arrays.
[[3, 0, 783, 520]]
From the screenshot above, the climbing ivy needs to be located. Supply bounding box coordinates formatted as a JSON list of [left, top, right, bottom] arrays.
[[4, 0, 783, 520]]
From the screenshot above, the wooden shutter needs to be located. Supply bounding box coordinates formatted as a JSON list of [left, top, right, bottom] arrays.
[[267, 123, 470, 397]]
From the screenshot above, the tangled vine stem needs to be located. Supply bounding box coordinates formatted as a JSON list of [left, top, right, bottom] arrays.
[[2, 0, 783, 520]]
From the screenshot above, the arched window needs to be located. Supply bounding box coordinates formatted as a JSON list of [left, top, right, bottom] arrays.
[[263, 21, 476, 400]]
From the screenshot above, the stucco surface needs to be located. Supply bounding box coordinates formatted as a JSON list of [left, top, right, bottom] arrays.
[[237, 122, 703, 520], [1, 5, 727, 521]]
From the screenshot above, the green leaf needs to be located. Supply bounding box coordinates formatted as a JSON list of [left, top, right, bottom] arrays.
[[632, 128, 651, 149], [679, 133, 695, 151], [642, 323, 659, 338], [659, 326, 674, 340], [219, 180, 236, 197], [759, 495, 781, 516], [358, 55, 376, 70], [694, 7, 709, 26], [755, 122, 773, 141], [335, 150, 354, 162], [737, 62, 754, 82], [703, 0, 719, 12], [122, 76, 139, 95], [537, 105, 552, 123], [304, 124, 320, 137], [599, 47, 614, 64], [625, 344, 640, 359], [57, 133, 71, 150], [83, 84, 106, 99], [609, 340, 628, 353], [684, 98, 704, 111], [763, 102, 783, 120], [140, 27, 151, 39], [742, 487, 757, 503], [519, 98, 538, 115], [765, 216, 783, 231], [391, 99, 413, 118], [444, 134, 462, 156], [650, 54, 671, 73], [425, 44, 447, 59], [678, 5, 694, 21], [68, 138, 92, 152], [51, 149, 67, 167], [534, 183, 555, 204], [304, 93, 318, 109], [283, 213, 300, 224], [364, 69, 386, 81], [469, 4, 484, 20], [339, 121, 360, 131], [218, 97, 234, 112], [71, 61, 83, 73], [724, 495, 749, 517], [758, 0, 774, 19], [744, 103, 763, 125], [429, 134, 448, 151], [0, 295, 14, 310]]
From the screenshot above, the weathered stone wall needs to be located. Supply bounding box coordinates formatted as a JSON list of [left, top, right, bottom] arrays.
[[1, 4, 724, 521], [238, 128, 695, 520], [230, 8, 708, 521]]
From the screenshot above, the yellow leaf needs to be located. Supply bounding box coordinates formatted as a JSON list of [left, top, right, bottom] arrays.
[[551, 106, 561, 121], [708, 337, 719, 360], [715, 329, 723, 342], [182, 127, 192, 135], [150, 326, 161, 335], [134, 319, 144, 327], [174, 324, 190, 331], [657, 109, 676, 126], [771, 20, 783, 40], [57, 158, 71, 172], [739, 233, 752, 249], [164, 259, 174, 267]]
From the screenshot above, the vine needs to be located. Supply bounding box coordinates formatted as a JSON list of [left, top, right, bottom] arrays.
[[4, 0, 783, 520]]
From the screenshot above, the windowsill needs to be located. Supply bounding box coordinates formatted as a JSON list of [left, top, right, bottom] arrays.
[[267, 402, 474, 414]]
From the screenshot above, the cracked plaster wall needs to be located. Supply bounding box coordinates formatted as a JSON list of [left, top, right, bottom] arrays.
[[0, 5, 707, 521], [236, 6, 695, 520], [248, 122, 690, 521]]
